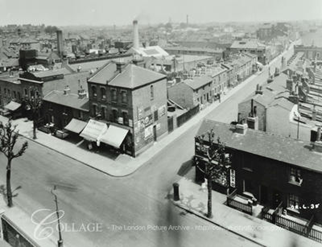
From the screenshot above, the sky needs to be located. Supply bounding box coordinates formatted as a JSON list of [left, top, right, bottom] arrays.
[[0, 0, 321, 26]]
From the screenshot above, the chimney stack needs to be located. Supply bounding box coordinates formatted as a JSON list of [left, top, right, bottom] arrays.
[[255, 84, 263, 95], [56, 29, 64, 58], [63, 85, 70, 95], [78, 85, 87, 99], [133, 20, 139, 50], [116, 59, 127, 73]]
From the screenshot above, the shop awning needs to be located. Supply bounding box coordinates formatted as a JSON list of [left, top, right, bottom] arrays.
[[4, 101, 21, 111], [64, 118, 87, 134], [79, 119, 107, 142], [98, 125, 129, 148]]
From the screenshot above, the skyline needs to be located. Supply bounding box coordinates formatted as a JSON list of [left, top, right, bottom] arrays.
[[0, 0, 321, 27]]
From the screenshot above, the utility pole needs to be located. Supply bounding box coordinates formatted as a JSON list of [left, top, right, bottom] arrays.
[[51, 186, 63, 247]]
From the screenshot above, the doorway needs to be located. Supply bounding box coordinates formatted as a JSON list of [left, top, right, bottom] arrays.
[[260, 185, 268, 205], [153, 125, 157, 142]]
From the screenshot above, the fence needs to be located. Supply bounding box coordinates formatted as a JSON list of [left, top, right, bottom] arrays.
[[261, 207, 273, 223], [226, 189, 252, 215], [177, 105, 199, 127], [275, 214, 307, 235], [309, 227, 322, 243]]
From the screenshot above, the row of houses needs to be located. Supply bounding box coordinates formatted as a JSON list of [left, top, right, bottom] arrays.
[[167, 53, 257, 110]]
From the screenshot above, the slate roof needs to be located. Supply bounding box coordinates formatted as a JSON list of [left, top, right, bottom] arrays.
[[241, 90, 276, 107], [231, 39, 266, 50], [43, 91, 89, 111], [268, 97, 294, 111], [197, 119, 322, 173], [32, 68, 71, 78], [89, 62, 166, 89], [183, 76, 213, 90], [42, 71, 89, 95]]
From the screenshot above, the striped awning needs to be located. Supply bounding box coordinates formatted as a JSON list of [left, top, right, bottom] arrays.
[[98, 125, 128, 148], [64, 118, 87, 134], [79, 119, 107, 142]]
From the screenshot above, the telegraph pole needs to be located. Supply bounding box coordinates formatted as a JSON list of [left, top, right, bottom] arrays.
[[51, 186, 63, 247]]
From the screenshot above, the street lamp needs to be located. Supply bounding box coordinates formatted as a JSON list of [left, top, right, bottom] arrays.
[[51, 186, 63, 247]]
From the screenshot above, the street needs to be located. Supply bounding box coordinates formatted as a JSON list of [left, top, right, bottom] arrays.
[[0, 46, 294, 247]]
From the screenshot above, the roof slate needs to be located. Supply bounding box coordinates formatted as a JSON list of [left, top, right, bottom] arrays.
[[197, 119, 322, 173]]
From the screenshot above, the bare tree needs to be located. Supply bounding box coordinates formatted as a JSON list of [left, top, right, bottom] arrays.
[[24, 95, 42, 139], [0, 121, 28, 207], [196, 129, 231, 218]]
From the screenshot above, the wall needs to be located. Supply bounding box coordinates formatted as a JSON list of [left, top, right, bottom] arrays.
[[132, 78, 168, 156], [168, 83, 194, 109]]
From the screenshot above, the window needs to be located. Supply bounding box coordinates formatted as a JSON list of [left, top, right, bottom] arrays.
[[100, 88, 106, 100], [122, 111, 128, 125], [289, 167, 302, 185], [154, 110, 158, 121], [111, 89, 117, 102], [92, 104, 97, 116], [17, 92, 21, 100], [150, 85, 154, 100], [24, 88, 28, 96], [91, 85, 97, 97], [101, 107, 106, 119], [112, 109, 118, 122], [8, 89, 10, 96], [78, 111, 83, 119], [121, 91, 127, 104], [288, 194, 300, 210]]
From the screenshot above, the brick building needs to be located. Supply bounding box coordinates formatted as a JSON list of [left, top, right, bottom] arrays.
[[228, 39, 269, 65], [87, 60, 168, 156], [168, 67, 227, 109], [195, 119, 322, 225]]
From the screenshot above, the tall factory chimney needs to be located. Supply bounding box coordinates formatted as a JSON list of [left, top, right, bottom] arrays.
[[133, 20, 139, 50], [56, 29, 64, 58]]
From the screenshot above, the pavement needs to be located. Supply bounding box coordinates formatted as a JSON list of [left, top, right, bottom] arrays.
[[171, 168, 321, 247], [0, 71, 257, 177]]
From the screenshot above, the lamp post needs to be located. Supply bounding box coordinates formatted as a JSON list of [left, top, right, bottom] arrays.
[[51, 186, 63, 247]]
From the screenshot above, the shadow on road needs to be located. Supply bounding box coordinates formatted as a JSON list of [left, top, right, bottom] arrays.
[[177, 159, 193, 177], [156, 200, 183, 247]]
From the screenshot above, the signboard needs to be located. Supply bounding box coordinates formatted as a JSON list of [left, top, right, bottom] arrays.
[[158, 105, 166, 118], [137, 107, 143, 120], [230, 169, 236, 188], [144, 126, 153, 140], [144, 114, 153, 127]]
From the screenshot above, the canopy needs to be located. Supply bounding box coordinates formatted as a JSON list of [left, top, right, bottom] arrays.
[[64, 118, 87, 134], [4, 101, 21, 111], [98, 125, 129, 148], [80, 119, 107, 142]]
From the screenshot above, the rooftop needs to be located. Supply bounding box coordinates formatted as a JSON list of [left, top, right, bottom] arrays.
[[183, 75, 213, 90], [197, 119, 322, 173], [43, 91, 89, 111], [89, 62, 166, 89], [231, 39, 266, 50]]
